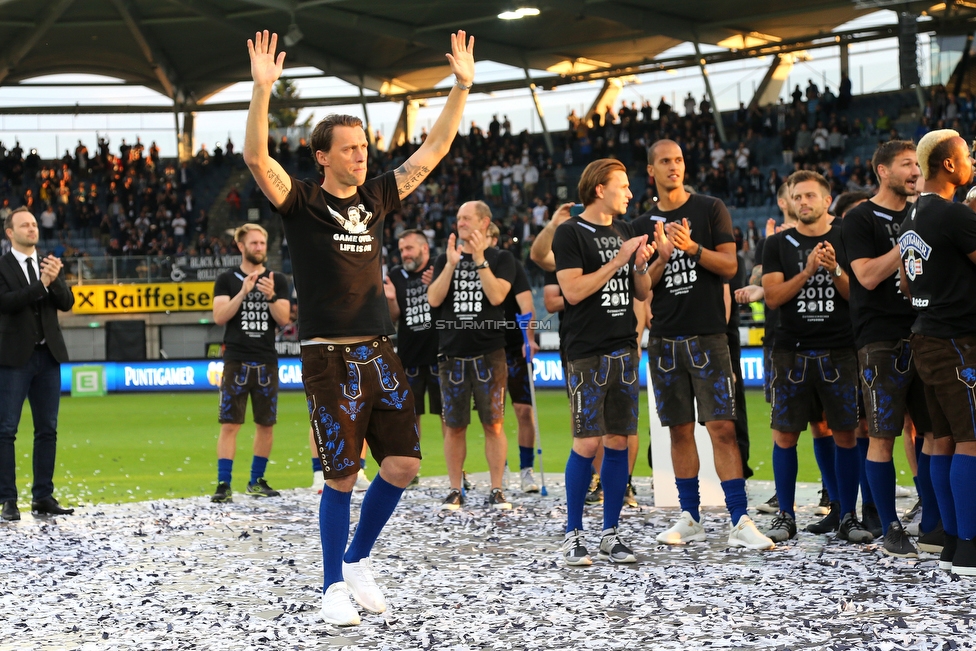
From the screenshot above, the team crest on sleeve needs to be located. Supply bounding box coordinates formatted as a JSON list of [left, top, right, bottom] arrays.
[[328, 204, 372, 234], [898, 230, 931, 280]]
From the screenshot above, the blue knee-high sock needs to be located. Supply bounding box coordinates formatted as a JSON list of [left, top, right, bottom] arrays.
[[675, 477, 701, 522], [600, 447, 629, 531], [519, 446, 534, 470], [930, 454, 957, 537], [772, 443, 798, 518], [812, 437, 839, 503], [721, 478, 749, 524], [320, 485, 351, 589], [565, 450, 595, 533], [950, 454, 976, 541], [217, 458, 233, 485], [915, 434, 924, 460], [865, 460, 896, 534], [311, 456, 323, 473], [856, 438, 874, 506], [834, 445, 861, 516], [917, 453, 940, 533], [250, 455, 269, 484], [343, 474, 404, 563]]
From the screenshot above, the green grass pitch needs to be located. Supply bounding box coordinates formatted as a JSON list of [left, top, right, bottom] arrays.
[[12, 389, 915, 505]]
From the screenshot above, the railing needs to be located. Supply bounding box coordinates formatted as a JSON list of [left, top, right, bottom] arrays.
[[63, 254, 243, 286]]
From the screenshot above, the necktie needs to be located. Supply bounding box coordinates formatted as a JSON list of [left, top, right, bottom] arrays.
[[25, 257, 44, 345], [26, 257, 37, 284]]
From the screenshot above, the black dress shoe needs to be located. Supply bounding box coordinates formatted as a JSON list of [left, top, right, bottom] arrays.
[[1, 501, 20, 521], [31, 496, 74, 516]]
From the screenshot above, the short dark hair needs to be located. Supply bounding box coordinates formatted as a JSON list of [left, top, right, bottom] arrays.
[[832, 191, 872, 218], [3, 206, 31, 232], [646, 138, 679, 165], [397, 229, 428, 247], [786, 170, 831, 195], [310, 114, 365, 175], [872, 140, 916, 176], [578, 159, 627, 206], [926, 138, 958, 181]]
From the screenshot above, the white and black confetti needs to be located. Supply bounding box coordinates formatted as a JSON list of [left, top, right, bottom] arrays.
[[1, 477, 973, 650]]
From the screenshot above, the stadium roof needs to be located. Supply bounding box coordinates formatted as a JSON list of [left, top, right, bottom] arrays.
[[0, 0, 972, 110]]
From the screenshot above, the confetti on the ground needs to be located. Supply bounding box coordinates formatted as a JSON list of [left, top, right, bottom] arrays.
[[1, 477, 972, 650]]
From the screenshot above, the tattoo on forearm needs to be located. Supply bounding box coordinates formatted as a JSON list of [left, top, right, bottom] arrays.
[[267, 169, 288, 195], [396, 162, 431, 196]]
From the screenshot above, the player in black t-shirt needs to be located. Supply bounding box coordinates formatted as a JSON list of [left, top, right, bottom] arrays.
[[762, 170, 873, 545], [244, 29, 475, 625], [487, 223, 542, 494], [632, 140, 772, 551], [899, 129, 976, 575], [211, 224, 290, 503], [428, 201, 516, 511], [842, 140, 936, 558], [551, 159, 654, 566]]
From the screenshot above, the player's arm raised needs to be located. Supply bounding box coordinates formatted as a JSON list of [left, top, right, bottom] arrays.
[[243, 31, 292, 209], [394, 31, 474, 200]]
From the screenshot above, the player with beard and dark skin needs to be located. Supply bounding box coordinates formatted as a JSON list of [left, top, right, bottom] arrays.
[[898, 129, 976, 576], [211, 224, 290, 503], [842, 141, 938, 558], [244, 29, 475, 625]]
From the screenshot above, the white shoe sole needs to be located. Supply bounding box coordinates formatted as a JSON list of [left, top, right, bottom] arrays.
[[882, 548, 918, 559], [321, 610, 360, 626], [918, 542, 944, 554], [728, 537, 775, 550], [489, 503, 513, 510], [951, 565, 976, 576], [656, 532, 707, 545], [563, 555, 593, 566], [597, 551, 637, 563]]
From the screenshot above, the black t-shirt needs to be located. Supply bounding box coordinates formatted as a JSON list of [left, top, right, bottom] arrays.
[[762, 225, 854, 349], [388, 260, 438, 367], [632, 194, 736, 337], [842, 200, 916, 348], [754, 236, 779, 347], [503, 257, 532, 350], [433, 247, 516, 357], [275, 172, 400, 339], [214, 268, 289, 363], [543, 270, 568, 352], [552, 216, 638, 360], [899, 194, 976, 338]]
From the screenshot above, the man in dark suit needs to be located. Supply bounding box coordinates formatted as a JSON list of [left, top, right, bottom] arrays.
[[0, 206, 75, 521]]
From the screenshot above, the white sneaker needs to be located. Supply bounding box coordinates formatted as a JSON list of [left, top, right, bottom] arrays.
[[895, 484, 912, 498], [342, 558, 386, 614], [656, 511, 707, 545], [354, 468, 371, 492], [520, 468, 540, 493], [728, 514, 775, 550], [321, 582, 360, 626], [311, 471, 325, 494]]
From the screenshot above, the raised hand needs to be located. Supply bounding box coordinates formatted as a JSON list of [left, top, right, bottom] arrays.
[[446, 30, 475, 87], [468, 229, 488, 262], [446, 233, 462, 266], [805, 243, 823, 277], [248, 30, 286, 89], [666, 218, 696, 253], [765, 218, 777, 237], [242, 271, 260, 295], [39, 255, 62, 287], [552, 202, 575, 226], [817, 241, 838, 274], [383, 275, 397, 301], [615, 234, 648, 269], [256, 272, 276, 299], [654, 220, 675, 260]]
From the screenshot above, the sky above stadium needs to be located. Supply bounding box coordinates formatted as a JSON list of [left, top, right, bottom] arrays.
[[0, 10, 950, 158]]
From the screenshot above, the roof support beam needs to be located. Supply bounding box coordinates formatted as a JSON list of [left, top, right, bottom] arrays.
[[0, 0, 76, 85], [108, 0, 184, 101], [525, 69, 553, 156], [694, 41, 727, 144]]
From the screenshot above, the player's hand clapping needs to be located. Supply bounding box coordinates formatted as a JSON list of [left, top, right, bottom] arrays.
[[242, 270, 260, 294], [653, 221, 675, 260], [804, 243, 824, 277], [38, 255, 62, 287], [665, 218, 697, 254], [256, 272, 276, 300], [468, 229, 488, 264], [817, 241, 839, 274], [615, 234, 649, 269], [445, 233, 463, 266]]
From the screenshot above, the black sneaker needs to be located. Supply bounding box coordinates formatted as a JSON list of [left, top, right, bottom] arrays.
[[807, 501, 840, 534], [902, 498, 922, 523], [940, 534, 957, 571], [837, 512, 875, 543], [951, 538, 976, 576], [814, 486, 831, 515], [585, 474, 603, 505], [562, 529, 592, 566], [882, 521, 918, 558], [766, 511, 797, 542], [861, 503, 882, 539], [440, 488, 464, 511], [918, 521, 945, 553], [623, 481, 638, 508], [756, 493, 780, 514], [462, 471, 473, 492], [598, 526, 637, 563], [487, 488, 512, 511], [246, 478, 280, 497], [211, 482, 233, 503]]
